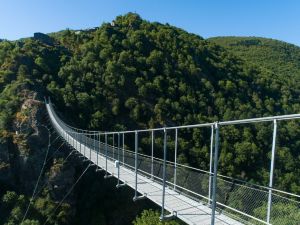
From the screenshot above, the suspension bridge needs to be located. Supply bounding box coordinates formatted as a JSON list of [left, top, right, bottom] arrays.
[[45, 99, 300, 225]]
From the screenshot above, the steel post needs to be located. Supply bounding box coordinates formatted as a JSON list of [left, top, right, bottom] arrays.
[[89, 133, 92, 160], [97, 133, 99, 166], [79, 132, 82, 154], [134, 131, 138, 199], [151, 130, 154, 179], [81, 131, 83, 155], [96, 132, 103, 172], [76, 131, 78, 150], [208, 124, 214, 204], [72, 130, 74, 148], [117, 132, 120, 185], [174, 128, 178, 190], [267, 119, 278, 224], [84, 131, 86, 157], [112, 133, 115, 160], [94, 132, 96, 153], [105, 133, 108, 176], [117, 133, 120, 161], [211, 123, 219, 225], [160, 128, 167, 220], [99, 132, 101, 155], [122, 133, 125, 165], [116, 132, 125, 188], [132, 131, 145, 200]]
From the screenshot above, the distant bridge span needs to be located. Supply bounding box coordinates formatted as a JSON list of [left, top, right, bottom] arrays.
[[46, 100, 300, 225]]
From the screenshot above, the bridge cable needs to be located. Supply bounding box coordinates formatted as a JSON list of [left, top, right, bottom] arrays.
[[30, 125, 83, 202], [43, 163, 91, 225], [45, 142, 65, 164], [21, 125, 51, 223], [49, 135, 61, 146], [31, 148, 77, 201]]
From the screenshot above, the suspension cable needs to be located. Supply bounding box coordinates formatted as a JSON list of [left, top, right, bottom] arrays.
[[32, 149, 76, 200], [21, 125, 51, 223], [50, 135, 60, 146], [43, 163, 91, 225], [46, 142, 65, 163]]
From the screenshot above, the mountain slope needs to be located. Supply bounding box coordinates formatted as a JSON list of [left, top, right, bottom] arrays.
[[0, 14, 300, 224], [209, 36, 300, 83]]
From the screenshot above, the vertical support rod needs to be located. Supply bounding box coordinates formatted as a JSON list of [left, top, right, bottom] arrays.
[[105, 133, 108, 176], [134, 131, 138, 199], [99, 132, 102, 155], [80, 132, 82, 154], [173, 128, 178, 190], [84, 131, 86, 157], [78, 131, 79, 151], [117, 132, 120, 185], [160, 128, 167, 220], [87, 132, 89, 157], [90, 133, 92, 160], [75, 131, 77, 150], [122, 133, 125, 165], [73, 130, 77, 150], [208, 124, 214, 204], [82, 131, 84, 154], [151, 130, 154, 179], [86, 131, 88, 158], [72, 131, 74, 148], [76, 130, 78, 147], [82, 131, 84, 156], [78, 130, 80, 147], [267, 119, 277, 224], [112, 133, 115, 160], [97, 133, 99, 166], [94, 132, 96, 153], [87, 132, 89, 159], [117, 133, 120, 162], [211, 123, 219, 225]]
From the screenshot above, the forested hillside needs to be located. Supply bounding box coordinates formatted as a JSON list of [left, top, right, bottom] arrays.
[[0, 13, 300, 224], [209, 36, 300, 85]]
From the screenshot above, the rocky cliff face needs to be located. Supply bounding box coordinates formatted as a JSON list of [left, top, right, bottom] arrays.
[[0, 89, 158, 225], [0, 90, 78, 223]]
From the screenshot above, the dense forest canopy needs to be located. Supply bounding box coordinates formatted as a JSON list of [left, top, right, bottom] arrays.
[[209, 36, 300, 86], [0, 13, 300, 225]]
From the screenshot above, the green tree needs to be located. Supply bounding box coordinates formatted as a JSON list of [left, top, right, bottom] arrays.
[[133, 210, 180, 225]]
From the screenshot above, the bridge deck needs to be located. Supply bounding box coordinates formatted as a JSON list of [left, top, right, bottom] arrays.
[[46, 103, 243, 225], [46, 102, 300, 225], [68, 138, 243, 225]]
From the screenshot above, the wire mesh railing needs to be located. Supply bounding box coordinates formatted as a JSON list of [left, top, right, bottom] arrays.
[[46, 100, 300, 225]]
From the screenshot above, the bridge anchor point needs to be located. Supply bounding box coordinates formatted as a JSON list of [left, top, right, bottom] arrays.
[[116, 183, 126, 188], [104, 174, 113, 179], [133, 194, 146, 202], [160, 212, 176, 221]]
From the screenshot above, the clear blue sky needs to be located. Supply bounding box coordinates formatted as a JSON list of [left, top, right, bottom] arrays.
[[1, 0, 300, 46]]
